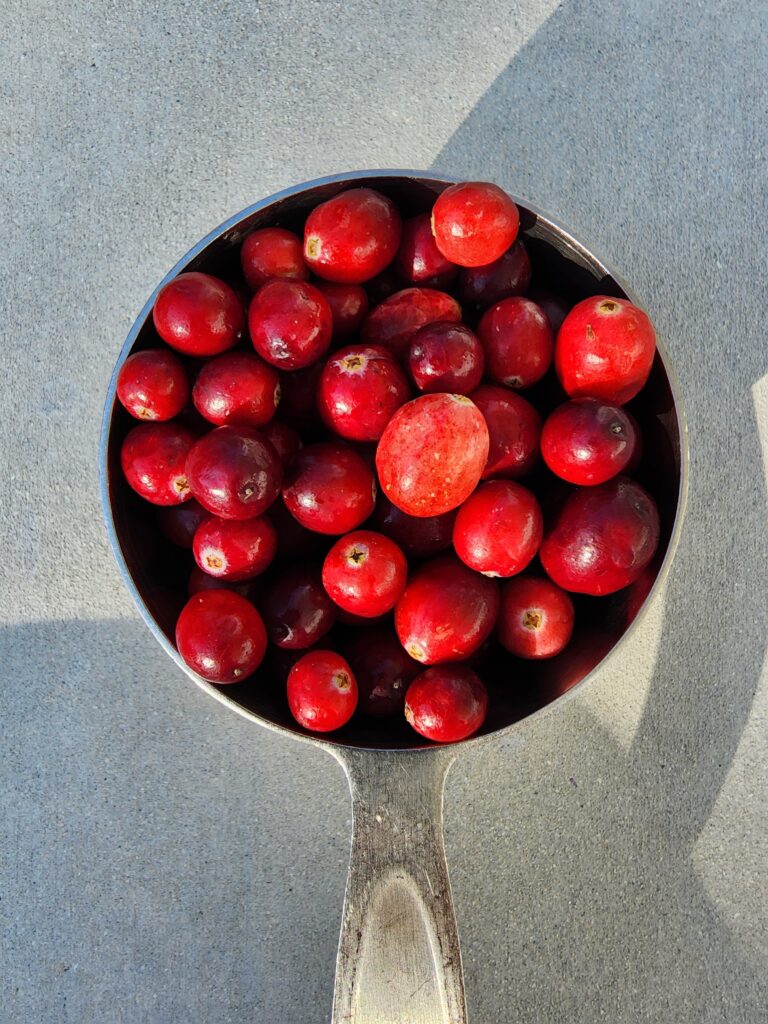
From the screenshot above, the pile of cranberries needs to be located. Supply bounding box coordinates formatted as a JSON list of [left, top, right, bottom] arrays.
[[117, 181, 661, 744]]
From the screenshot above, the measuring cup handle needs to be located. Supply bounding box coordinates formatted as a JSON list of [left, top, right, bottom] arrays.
[[330, 747, 467, 1024]]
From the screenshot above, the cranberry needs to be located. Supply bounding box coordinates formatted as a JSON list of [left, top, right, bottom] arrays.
[[153, 272, 244, 356], [263, 566, 336, 649], [541, 398, 638, 486], [116, 349, 189, 421], [187, 565, 261, 601], [527, 286, 570, 334], [404, 665, 488, 742], [470, 385, 541, 479], [539, 476, 660, 595], [186, 425, 282, 520], [240, 227, 309, 290], [497, 576, 574, 659], [278, 362, 324, 432], [376, 394, 488, 517], [193, 515, 277, 581], [373, 496, 456, 557], [555, 296, 656, 405], [407, 322, 484, 395], [121, 422, 195, 505], [431, 181, 519, 267], [396, 213, 458, 290], [458, 240, 531, 306], [156, 499, 209, 547], [175, 590, 267, 683], [366, 265, 402, 304], [260, 420, 302, 470], [304, 187, 402, 284], [395, 555, 499, 664], [283, 443, 376, 535], [318, 345, 411, 442], [322, 530, 407, 617], [287, 650, 358, 731], [362, 287, 462, 360], [268, 496, 325, 560], [453, 480, 543, 577], [192, 351, 280, 429], [315, 282, 370, 343], [623, 409, 643, 473], [248, 279, 332, 370], [344, 627, 420, 717], [477, 296, 553, 389]]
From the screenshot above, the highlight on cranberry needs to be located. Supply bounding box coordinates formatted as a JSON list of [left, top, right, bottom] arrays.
[[118, 177, 666, 743]]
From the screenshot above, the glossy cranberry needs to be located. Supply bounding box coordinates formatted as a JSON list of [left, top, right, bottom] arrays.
[[541, 398, 638, 486], [431, 181, 519, 267], [373, 496, 456, 557], [283, 443, 376, 535], [248, 279, 332, 370], [322, 530, 407, 617], [287, 650, 358, 731], [470, 385, 541, 479], [121, 422, 195, 505], [376, 394, 489, 517], [187, 565, 261, 601], [344, 627, 419, 717], [315, 282, 370, 343], [539, 476, 660, 595], [262, 566, 336, 649], [408, 322, 484, 395], [555, 296, 656, 405], [153, 272, 244, 356], [362, 288, 462, 360], [116, 349, 189, 421], [192, 351, 280, 429], [175, 590, 267, 683], [396, 213, 458, 289], [395, 555, 499, 664], [497, 576, 574, 659], [278, 362, 324, 432], [156, 499, 209, 547], [193, 515, 277, 581], [318, 345, 411, 442], [478, 297, 553, 389], [260, 420, 302, 469], [453, 480, 543, 577], [304, 188, 402, 284], [527, 286, 570, 334], [186, 425, 282, 520], [458, 240, 531, 306], [405, 665, 488, 742], [240, 227, 309, 290]]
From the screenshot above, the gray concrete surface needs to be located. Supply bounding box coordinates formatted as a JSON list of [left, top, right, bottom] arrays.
[[2, 1, 767, 1021]]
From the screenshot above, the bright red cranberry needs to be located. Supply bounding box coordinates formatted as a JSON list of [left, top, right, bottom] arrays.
[[344, 626, 420, 716], [315, 282, 370, 343], [153, 272, 244, 356], [156, 499, 210, 547], [431, 181, 519, 267], [395, 555, 499, 664], [263, 566, 336, 649], [186, 425, 282, 520], [470, 385, 541, 479], [373, 496, 456, 557], [322, 530, 407, 617], [453, 480, 543, 577], [407, 322, 484, 395], [458, 240, 531, 306], [318, 345, 411, 442], [260, 420, 302, 469], [176, 590, 267, 683], [192, 351, 280, 429], [121, 422, 195, 505], [193, 515, 277, 581], [541, 398, 638, 486], [497, 576, 574, 659], [116, 349, 189, 421], [405, 665, 488, 742], [376, 394, 488, 517], [396, 213, 458, 289], [240, 227, 309, 291], [277, 362, 324, 432], [287, 650, 358, 731], [283, 443, 376, 535], [478, 297, 553, 389], [362, 287, 462, 360], [187, 565, 261, 601], [304, 187, 402, 284], [248, 279, 332, 370], [539, 476, 660, 595]]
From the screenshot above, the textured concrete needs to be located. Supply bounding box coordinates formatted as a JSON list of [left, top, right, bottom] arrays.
[[1, 1, 767, 1021]]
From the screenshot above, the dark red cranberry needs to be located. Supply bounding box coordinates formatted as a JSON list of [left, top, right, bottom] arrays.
[[176, 590, 267, 683], [623, 409, 644, 473], [322, 530, 407, 617], [192, 351, 280, 429], [283, 443, 376, 535], [362, 287, 462, 360], [470, 385, 541, 479], [262, 566, 336, 649], [193, 515, 277, 581], [315, 282, 370, 343], [497, 576, 574, 659], [344, 626, 420, 717], [156, 499, 209, 547], [365, 265, 403, 304], [404, 665, 488, 742], [187, 565, 261, 601], [395, 555, 499, 664], [240, 227, 309, 291], [121, 422, 195, 505], [277, 362, 324, 432], [248, 279, 332, 370], [407, 322, 484, 395], [260, 420, 302, 470], [477, 296, 553, 389], [116, 349, 189, 421], [318, 345, 411, 442], [431, 182, 519, 267], [458, 240, 531, 306], [453, 480, 543, 577], [304, 187, 402, 284], [541, 398, 638, 486], [268, 496, 325, 560], [396, 213, 458, 289], [186, 425, 282, 520], [526, 286, 571, 334], [153, 272, 244, 356], [287, 650, 358, 731], [373, 496, 456, 558], [539, 476, 660, 595]]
